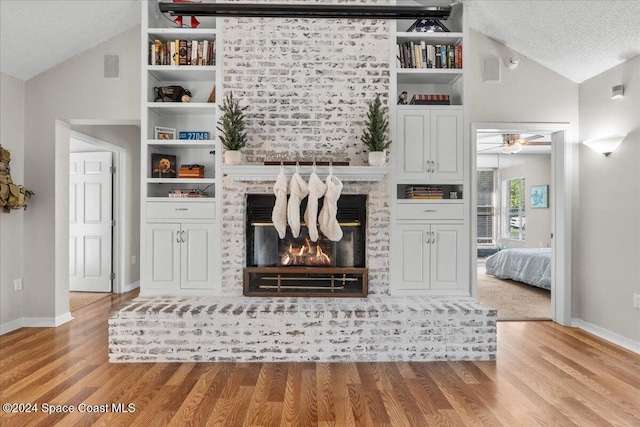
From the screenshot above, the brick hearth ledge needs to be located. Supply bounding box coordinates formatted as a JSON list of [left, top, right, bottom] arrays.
[[109, 296, 496, 363]]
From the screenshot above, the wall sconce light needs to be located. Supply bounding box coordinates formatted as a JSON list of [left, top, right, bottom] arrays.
[[612, 85, 624, 99], [583, 135, 625, 156]]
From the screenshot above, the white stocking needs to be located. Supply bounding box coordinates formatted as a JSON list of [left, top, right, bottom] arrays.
[[287, 172, 309, 238], [304, 172, 327, 242], [319, 174, 343, 241], [271, 171, 288, 239]]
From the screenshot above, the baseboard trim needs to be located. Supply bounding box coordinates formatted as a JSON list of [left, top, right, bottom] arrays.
[[1, 312, 74, 335], [572, 318, 640, 354], [121, 281, 140, 293], [0, 318, 23, 335], [23, 312, 74, 328]]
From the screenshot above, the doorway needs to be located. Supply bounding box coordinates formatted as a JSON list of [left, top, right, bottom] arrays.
[[471, 123, 572, 325], [68, 130, 127, 311]]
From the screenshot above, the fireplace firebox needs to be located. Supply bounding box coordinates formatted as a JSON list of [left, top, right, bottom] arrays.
[[245, 194, 367, 297]]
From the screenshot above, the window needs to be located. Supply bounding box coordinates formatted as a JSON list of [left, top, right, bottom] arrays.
[[477, 169, 495, 244], [503, 177, 525, 240]]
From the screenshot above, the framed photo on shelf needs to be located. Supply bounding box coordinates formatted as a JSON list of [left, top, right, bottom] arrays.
[[530, 185, 549, 208], [154, 126, 176, 140], [151, 153, 177, 178], [407, 19, 450, 33]]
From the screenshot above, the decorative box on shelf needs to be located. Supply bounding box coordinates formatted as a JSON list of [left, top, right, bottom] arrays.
[[410, 94, 450, 105], [179, 164, 205, 178]]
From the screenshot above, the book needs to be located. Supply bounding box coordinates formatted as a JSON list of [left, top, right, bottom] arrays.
[[178, 40, 188, 65], [202, 40, 208, 66], [191, 40, 198, 65], [435, 45, 441, 68]]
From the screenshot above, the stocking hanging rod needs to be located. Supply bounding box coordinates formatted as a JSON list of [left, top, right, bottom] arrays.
[[159, 2, 452, 20]]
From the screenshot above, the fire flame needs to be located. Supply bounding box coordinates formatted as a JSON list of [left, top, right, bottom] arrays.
[[281, 238, 332, 266]]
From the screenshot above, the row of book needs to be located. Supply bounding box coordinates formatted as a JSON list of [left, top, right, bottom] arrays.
[[149, 39, 216, 66], [397, 42, 462, 69], [405, 186, 444, 200]]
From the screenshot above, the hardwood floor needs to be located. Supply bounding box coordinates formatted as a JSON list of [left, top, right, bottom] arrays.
[[1, 291, 639, 426]]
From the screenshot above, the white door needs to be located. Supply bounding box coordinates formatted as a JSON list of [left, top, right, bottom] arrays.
[[430, 224, 465, 290], [69, 152, 113, 292], [146, 223, 181, 289], [431, 109, 464, 181], [181, 223, 216, 289], [396, 110, 430, 180]]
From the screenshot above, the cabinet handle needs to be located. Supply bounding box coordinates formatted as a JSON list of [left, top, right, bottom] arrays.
[[175, 208, 188, 211], [431, 160, 436, 172], [181, 230, 186, 243], [176, 233, 181, 244], [423, 209, 437, 212], [425, 161, 431, 173], [431, 231, 436, 244], [424, 232, 431, 244]]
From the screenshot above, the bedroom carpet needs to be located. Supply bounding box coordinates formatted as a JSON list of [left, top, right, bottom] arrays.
[[477, 265, 551, 320], [69, 292, 111, 312]]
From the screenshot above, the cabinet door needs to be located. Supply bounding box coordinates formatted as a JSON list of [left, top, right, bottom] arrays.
[[396, 110, 430, 180], [180, 223, 217, 289], [146, 223, 181, 289], [430, 109, 463, 181], [430, 224, 465, 290], [393, 224, 431, 290]]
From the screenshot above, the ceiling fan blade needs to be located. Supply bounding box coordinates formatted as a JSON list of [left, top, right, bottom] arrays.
[[521, 141, 551, 146], [521, 134, 545, 141], [477, 146, 500, 153]]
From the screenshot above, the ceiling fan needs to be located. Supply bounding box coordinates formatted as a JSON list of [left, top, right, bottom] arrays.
[[477, 133, 551, 154]]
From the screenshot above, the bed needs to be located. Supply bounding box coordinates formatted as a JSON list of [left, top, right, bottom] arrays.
[[484, 248, 551, 290]]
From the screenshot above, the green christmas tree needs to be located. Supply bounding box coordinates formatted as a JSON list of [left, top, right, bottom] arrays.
[[361, 94, 391, 152], [217, 92, 248, 150]]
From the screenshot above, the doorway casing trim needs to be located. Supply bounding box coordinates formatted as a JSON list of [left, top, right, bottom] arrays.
[[470, 122, 573, 326]]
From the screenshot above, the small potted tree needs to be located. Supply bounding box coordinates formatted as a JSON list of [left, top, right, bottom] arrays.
[[361, 94, 391, 166], [217, 92, 248, 165]]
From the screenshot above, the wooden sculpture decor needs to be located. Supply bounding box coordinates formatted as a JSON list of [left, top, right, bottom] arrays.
[[0, 145, 34, 213]]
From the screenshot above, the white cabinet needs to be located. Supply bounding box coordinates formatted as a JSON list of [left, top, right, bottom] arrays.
[[146, 222, 217, 290], [396, 107, 463, 182], [392, 223, 467, 293]]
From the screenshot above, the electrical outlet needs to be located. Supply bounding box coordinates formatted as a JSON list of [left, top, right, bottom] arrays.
[[132, 255, 137, 265], [634, 294, 640, 309], [13, 278, 23, 291]]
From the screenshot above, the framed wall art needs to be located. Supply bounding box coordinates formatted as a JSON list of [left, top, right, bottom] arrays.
[[530, 185, 549, 208]]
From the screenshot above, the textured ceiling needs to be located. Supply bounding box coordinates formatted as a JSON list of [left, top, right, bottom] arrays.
[[0, 0, 140, 81], [465, 0, 640, 83], [1, 1, 639, 82]]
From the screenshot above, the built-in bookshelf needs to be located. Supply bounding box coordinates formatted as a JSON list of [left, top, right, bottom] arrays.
[[390, 1, 469, 296], [140, 0, 222, 295]]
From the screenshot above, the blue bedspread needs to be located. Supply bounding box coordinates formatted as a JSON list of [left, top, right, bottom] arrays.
[[485, 248, 551, 290]]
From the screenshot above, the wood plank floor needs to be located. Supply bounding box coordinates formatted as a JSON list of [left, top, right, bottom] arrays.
[[1, 290, 638, 427]]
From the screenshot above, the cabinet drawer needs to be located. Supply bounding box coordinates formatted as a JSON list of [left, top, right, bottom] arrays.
[[397, 203, 463, 220], [147, 201, 215, 220]]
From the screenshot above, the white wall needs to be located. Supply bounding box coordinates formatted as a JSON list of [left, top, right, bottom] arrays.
[[71, 125, 141, 288], [0, 73, 25, 330], [469, 30, 579, 126], [578, 55, 640, 342], [22, 27, 140, 319], [497, 155, 552, 249]]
